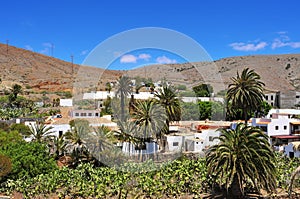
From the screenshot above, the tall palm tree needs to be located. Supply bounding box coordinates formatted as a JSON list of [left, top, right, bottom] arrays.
[[226, 68, 265, 124], [27, 122, 54, 143], [115, 76, 132, 122], [206, 123, 276, 198], [132, 99, 167, 148], [154, 85, 181, 132]]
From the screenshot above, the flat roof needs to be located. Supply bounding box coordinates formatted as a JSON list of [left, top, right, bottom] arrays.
[[290, 121, 300, 125], [270, 135, 300, 139]]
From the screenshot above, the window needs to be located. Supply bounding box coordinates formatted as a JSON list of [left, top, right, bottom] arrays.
[[95, 113, 99, 117], [75, 113, 79, 117], [284, 125, 287, 130], [59, 131, 63, 137], [173, 142, 179, 146], [88, 113, 92, 117], [81, 113, 87, 117], [271, 95, 274, 100], [265, 95, 268, 100], [296, 96, 300, 99], [275, 126, 279, 130]]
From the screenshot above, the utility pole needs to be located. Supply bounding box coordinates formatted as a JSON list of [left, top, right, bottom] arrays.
[[6, 40, 9, 56], [71, 54, 74, 76], [51, 43, 54, 57]]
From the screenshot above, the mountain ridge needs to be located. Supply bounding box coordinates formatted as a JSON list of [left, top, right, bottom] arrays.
[[1, 43, 299, 94]]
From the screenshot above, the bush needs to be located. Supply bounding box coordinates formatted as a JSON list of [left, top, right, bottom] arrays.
[[0, 154, 12, 179], [0, 141, 57, 180]]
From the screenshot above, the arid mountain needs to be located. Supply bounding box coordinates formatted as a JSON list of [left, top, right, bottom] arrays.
[[0, 43, 122, 93], [126, 54, 300, 93], [0, 43, 300, 94]]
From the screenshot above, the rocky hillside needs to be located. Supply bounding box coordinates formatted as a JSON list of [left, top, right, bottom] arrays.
[[126, 54, 300, 93], [0, 43, 300, 94], [0, 43, 121, 93]]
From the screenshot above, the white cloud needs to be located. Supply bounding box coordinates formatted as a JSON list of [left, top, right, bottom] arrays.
[[156, 56, 177, 64], [39, 42, 54, 55], [80, 50, 89, 56], [272, 33, 300, 49], [120, 54, 137, 63], [25, 45, 33, 51], [120, 53, 152, 63], [40, 48, 49, 54], [229, 41, 267, 51], [138, 53, 151, 61]]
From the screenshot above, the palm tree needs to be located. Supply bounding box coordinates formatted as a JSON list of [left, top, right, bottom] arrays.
[[115, 76, 132, 122], [89, 125, 113, 153], [206, 123, 276, 198], [132, 99, 167, 148], [51, 133, 68, 160], [27, 122, 54, 143], [115, 119, 139, 155], [65, 125, 89, 152], [105, 82, 112, 93], [154, 85, 181, 132], [226, 68, 265, 124], [11, 84, 22, 99]]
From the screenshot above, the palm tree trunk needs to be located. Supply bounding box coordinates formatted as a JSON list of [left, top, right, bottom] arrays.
[[243, 108, 248, 125], [121, 93, 125, 122], [289, 165, 300, 196], [229, 173, 243, 198]]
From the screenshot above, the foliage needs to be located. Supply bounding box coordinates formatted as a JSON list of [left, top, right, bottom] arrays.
[[174, 84, 187, 91], [216, 89, 227, 97], [206, 123, 276, 197], [226, 68, 265, 123], [155, 86, 181, 125], [0, 141, 57, 181], [132, 99, 167, 140], [181, 102, 199, 121], [115, 75, 133, 122], [198, 101, 225, 120], [54, 91, 72, 98], [0, 130, 23, 147], [192, 84, 213, 97], [0, 154, 12, 179], [0, 157, 209, 198], [102, 97, 112, 115], [275, 153, 300, 190], [178, 90, 196, 97], [26, 123, 54, 143], [9, 123, 30, 136]]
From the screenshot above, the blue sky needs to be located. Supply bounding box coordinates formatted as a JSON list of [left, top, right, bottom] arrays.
[[1, 0, 300, 70]]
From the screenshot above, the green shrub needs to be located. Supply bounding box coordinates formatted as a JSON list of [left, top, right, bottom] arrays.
[[0, 154, 12, 179], [0, 141, 57, 180]]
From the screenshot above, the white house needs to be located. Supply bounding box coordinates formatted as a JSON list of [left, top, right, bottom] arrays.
[[166, 128, 222, 153], [60, 99, 73, 107], [121, 142, 159, 155], [284, 141, 300, 158], [250, 109, 300, 145]]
